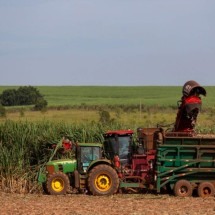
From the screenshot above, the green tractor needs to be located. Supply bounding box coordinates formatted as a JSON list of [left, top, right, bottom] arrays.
[[38, 138, 119, 195]]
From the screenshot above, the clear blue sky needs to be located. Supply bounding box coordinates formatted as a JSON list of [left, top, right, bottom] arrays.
[[0, 0, 215, 86]]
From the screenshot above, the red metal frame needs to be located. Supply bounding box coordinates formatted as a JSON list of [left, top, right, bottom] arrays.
[[105, 129, 134, 136]]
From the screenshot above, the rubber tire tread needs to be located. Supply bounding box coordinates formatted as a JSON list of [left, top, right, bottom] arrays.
[[173, 179, 193, 197], [197, 182, 215, 198], [46, 172, 70, 195], [88, 164, 119, 196]]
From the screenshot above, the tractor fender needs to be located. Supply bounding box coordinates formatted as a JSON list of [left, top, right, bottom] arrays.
[[87, 159, 113, 173]]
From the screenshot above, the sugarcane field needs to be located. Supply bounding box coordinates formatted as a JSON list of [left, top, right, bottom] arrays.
[[0, 82, 215, 215]]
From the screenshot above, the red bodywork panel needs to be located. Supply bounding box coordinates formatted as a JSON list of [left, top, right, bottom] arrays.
[[105, 129, 134, 136], [174, 95, 202, 132], [173, 80, 206, 133], [105, 129, 155, 186], [131, 150, 156, 183], [119, 150, 156, 186]]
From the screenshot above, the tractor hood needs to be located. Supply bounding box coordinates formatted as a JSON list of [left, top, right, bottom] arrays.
[[46, 159, 77, 174]]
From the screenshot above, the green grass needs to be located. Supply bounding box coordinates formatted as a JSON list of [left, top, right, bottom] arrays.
[[0, 85, 215, 128], [0, 85, 214, 108], [0, 86, 184, 107], [38, 86, 182, 106]]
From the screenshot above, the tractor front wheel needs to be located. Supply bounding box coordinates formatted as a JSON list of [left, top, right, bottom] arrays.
[[88, 164, 119, 196], [46, 172, 70, 195]]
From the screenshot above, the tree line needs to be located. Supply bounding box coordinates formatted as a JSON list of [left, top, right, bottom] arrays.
[[0, 86, 47, 110]]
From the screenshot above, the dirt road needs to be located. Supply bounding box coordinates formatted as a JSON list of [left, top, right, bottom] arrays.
[[0, 192, 215, 215]]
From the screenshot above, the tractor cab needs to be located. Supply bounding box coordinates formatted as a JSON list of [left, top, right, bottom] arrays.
[[103, 130, 134, 166], [76, 143, 102, 173]]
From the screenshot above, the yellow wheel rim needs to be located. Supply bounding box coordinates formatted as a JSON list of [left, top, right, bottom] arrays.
[[51, 178, 64, 192], [95, 175, 111, 192]]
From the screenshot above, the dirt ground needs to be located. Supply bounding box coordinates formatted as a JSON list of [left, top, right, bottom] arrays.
[[0, 192, 215, 215]]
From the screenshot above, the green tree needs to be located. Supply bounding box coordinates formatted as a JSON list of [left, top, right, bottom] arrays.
[[34, 98, 48, 111], [0, 89, 17, 106], [17, 86, 43, 105], [0, 86, 47, 107]]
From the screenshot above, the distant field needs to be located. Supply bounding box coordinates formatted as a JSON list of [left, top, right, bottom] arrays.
[[0, 86, 214, 128], [0, 85, 214, 108]]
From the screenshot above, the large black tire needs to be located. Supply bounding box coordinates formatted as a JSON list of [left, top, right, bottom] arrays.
[[46, 172, 70, 195], [88, 164, 119, 196], [173, 180, 193, 197], [42, 182, 50, 195], [197, 182, 215, 198]]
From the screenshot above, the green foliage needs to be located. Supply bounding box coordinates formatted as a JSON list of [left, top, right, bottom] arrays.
[[0, 120, 124, 193], [34, 98, 48, 111], [99, 110, 111, 123], [0, 105, 6, 117], [35, 86, 214, 111], [19, 108, 25, 117], [41, 86, 182, 107], [99, 109, 116, 124], [0, 89, 17, 106], [0, 86, 47, 107], [17, 86, 42, 105]]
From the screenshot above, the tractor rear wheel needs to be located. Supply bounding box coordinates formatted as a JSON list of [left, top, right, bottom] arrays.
[[46, 172, 70, 195], [197, 182, 215, 198], [173, 180, 193, 197], [88, 164, 119, 196]]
